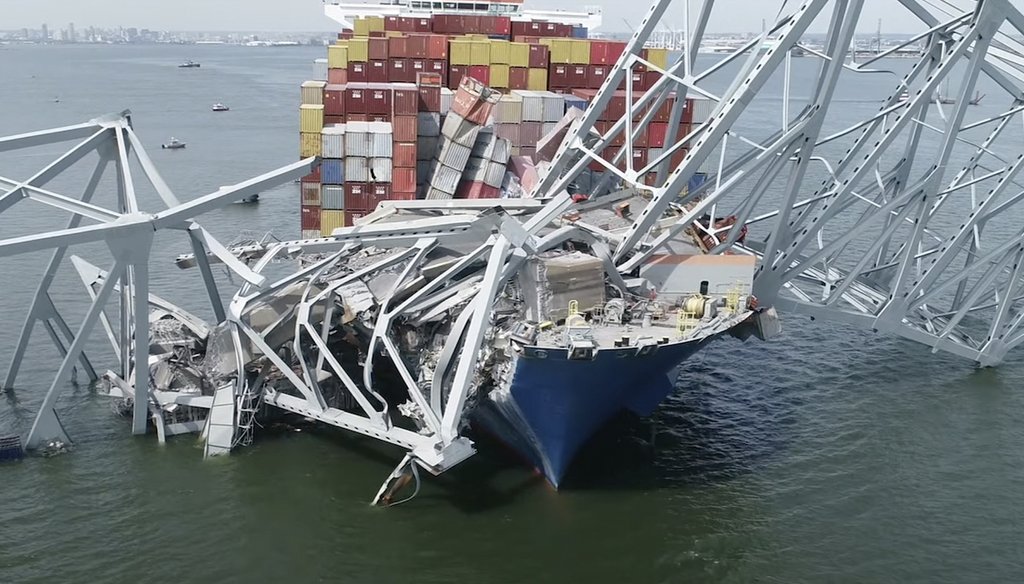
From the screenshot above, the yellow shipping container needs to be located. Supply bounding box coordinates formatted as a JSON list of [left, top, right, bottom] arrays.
[[570, 40, 591, 65], [299, 105, 324, 134], [321, 210, 346, 236], [470, 40, 491, 66], [546, 39, 573, 64], [490, 64, 510, 88], [301, 81, 326, 105], [509, 43, 530, 67], [490, 40, 510, 65], [366, 16, 385, 33], [300, 132, 321, 157], [353, 18, 370, 37], [450, 39, 472, 66], [647, 48, 670, 69], [527, 68, 548, 90], [327, 44, 349, 69], [347, 38, 369, 62]]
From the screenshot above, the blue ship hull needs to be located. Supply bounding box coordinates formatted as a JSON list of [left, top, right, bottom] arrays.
[[475, 334, 718, 487]]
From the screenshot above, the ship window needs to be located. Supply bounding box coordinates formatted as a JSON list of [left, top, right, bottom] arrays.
[[700, 280, 709, 295], [458, 3, 472, 11]]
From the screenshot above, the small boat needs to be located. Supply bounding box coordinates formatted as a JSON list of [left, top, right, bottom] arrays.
[[236, 194, 260, 205], [162, 137, 186, 150], [969, 92, 986, 105], [179, 60, 200, 68], [212, 103, 230, 112]]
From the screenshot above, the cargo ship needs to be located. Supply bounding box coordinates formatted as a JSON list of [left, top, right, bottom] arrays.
[[293, 1, 745, 487]]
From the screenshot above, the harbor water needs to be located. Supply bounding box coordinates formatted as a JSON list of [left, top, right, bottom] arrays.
[[2, 44, 1024, 583]]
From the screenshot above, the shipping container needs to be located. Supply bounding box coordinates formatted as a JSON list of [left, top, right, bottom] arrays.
[[448, 64, 468, 89], [520, 121, 543, 146], [328, 45, 349, 69], [369, 122, 393, 157], [301, 80, 326, 106], [368, 60, 388, 83], [417, 112, 441, 137], [394, 141, 417, 167], [430, 162, 463, 195], [345, 183, 371, 210], [321, 124, 346, 158], [389, 36, 408, 59], [509, 42, 530, 68], [468, 65, 491, 86], [392, 167, 417, 194], [587, 65, 608, 89], [515, 90, 545, 122], [347, 62, 368, 83], [348, 38, 370, 62], [496, 122, 520, 146], [440, 87, 454, 115], [322, 158, 345, 184], [327, 67, 348, 85], [300, 229, 321, 240], [322, 185, 346, 210], [389, 58, 411, 83], [299, 104, 324, 134], [301, 182, 322, 206], [496, 93, 523, 123], [490, 64, 510, 88], [393, 114, 418, 142], [509, 67, 529, 90], [313, 58, 328, 82], [366, 87, 393, 116], [368, 37, 388, 60], [691, 96, 713, 124], [301, 205, 321, 230], [648, 122, 669, 148], [418, 85, 441, 112], [646, 48, 670, 70], [324, 84, 346, 116], [528, 44, 550, 68], [299, 132, 321, 157], [320, 210, 346, 236], [393, 86, 419, 115], [346, 156, 370, 183], [590, 41, 627, 65], [539, 92, 565, 122], [490, 40, 510, 65], [527, 68, 548, 90], [417, 135, 439, 161], [449, 39, 472, 65], [426, 35, 448, 60], [370, 158, 392, 183], [438, 140, 473, 170]]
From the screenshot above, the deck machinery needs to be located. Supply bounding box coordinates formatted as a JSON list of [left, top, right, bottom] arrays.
[[5, 0, 1024, 503]]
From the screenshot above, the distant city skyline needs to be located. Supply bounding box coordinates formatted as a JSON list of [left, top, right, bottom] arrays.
[[6, 0, 1013, 34]]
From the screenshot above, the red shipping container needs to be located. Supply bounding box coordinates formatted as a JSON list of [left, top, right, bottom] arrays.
[[325, 114, 345, 126], [301, 205, 321, 230], [385, 16, 400, 31], [393, 115, 418, 142], [520, 121, 543, 146], [345, 113, 371, 123], [549, 65, 570, 89], [410, 59, 427, 81], [345, 87, 367, 114], [344, 211, 368, 227], [426, 35, 448, 60], [393, 87, 418, 115], [347, 62, 368, 83], [529, 44, 549, 68], [367, 87, 393, 116], [324, 84, 346, 116], [327, 68, 348, 85], [587, 65, 608, 89], [425, 62, 448, 87], [568, 65, 588, 88], [406, 35, 429, 59], [391, 191, 417, 201], [345, 183, 371, 210], [389, 58, 411, 83], [458, 181, 500, 199], [591, 41, 628, 65], [419, 68, 444, 85], [653, 97, 674, 123], [493, 16, 512, 36], [389, 37, 408, 59], [413, 18, 432, 33], [418, 85, 441, 112], [671, 146, 689, 168], [468, 65, 490, 86], [393, 167, 417, 193], [463, 15, 481, 33], [509, 67, 529, 90], [631, 148, 649, 169], [368, 60, 389, 83], [632, 125, 650, 148], [370, 184, 391, 203], [393, 142, 417, 168], [338, 31, 354, 40], [368, 37, 389, 60], [449, 65, 468, 89]]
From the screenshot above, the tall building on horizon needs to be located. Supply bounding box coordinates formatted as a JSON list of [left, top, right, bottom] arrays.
[[41, 23, 49, 41], [69, 22, 77, 43]]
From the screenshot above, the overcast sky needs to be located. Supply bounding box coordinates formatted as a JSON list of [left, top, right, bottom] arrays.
[[4, 0, 1022, 34]]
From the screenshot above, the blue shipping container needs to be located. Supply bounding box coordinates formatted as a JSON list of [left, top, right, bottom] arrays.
[[688, 172, 708, 194], [564, 95, 588, 114], [572, 26, 588, 39], [322, 159, 345, 185]]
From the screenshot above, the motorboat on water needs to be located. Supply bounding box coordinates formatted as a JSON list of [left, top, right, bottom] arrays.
[[179, 60, 200, 68], [162, 137, 186, 150], [212, 103, 230, 112], [236, 194, 260, 205]]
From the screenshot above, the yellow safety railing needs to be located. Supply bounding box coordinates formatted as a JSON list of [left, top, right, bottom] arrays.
[[677, 310, 698, 335]]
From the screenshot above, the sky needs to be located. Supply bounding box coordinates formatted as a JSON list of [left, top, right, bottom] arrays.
[[3, 0, 1023, 34]]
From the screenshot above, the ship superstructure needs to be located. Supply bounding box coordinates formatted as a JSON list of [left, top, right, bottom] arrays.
[[324, 0, 603, 31]]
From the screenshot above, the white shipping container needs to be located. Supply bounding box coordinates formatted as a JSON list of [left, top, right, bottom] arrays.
[[322, 185, 346, 210], [371, 133, 393, 158], [321, 124, 346, 159], [431, 162, 463, 194], [301, 229, 322, 240], [442, 114, 481, 148], [439, 140, 473, 171], [418, 112, 442, 137], [491, 138, 511, 165], [440, 88, 455, 115], [425, 186, 454, 200], [464, 156, 488, 182], [301, 182, 322, 205], [471, 127, 496, 159], [345, 157, 370, 183], [496, 94, 524, 123], [485, 161, 507, 188], [301, 80, 327, 106], [513, 90, 545, 122], [370, 158, 392, 183], [690, 96, 714, 124], [539, 91, 565, 123], [542, 122, 559, 139], [312, 58, 328, 82]]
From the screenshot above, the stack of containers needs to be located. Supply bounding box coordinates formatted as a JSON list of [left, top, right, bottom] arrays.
[[299, 81, 325, 238], [313, 58, 328, 82], [514, 90, 545, 160], [494, 92, 523, 155], [425, 78, 500, 200], [415, 72, 443, 196], [456, 127, 511, 199]]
